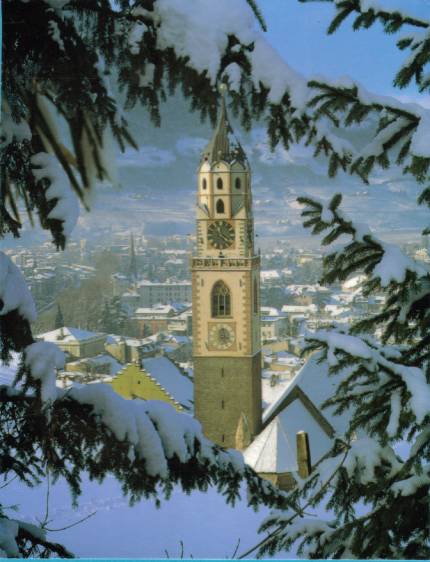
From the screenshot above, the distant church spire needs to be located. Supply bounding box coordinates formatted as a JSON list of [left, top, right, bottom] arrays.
[[128, 232, 138, 282], [201, 84, 246, 165]]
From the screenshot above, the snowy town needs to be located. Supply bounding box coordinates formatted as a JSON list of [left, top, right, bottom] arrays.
[[2, 0, 430, 559]]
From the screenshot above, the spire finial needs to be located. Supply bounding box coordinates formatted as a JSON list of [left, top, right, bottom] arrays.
[[200, 82, 247, 165], [218, 82, 228, 125]]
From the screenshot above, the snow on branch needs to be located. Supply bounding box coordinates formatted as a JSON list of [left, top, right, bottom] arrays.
[[1, 372, 289, 510], [327, 0, 430, 34], [31, 153, 79, 240], [24, 342, 65, 404], [299, 194, 428, 287], [0, 102, 31, 147], [306, 77, 430, 184], [0, 252, 36, 324], [150, 0, 308, 107], [0, 515, 73, 558], [309, 330, 430, 426], [299, 194, 430, 356], [323, 0, 430, 96]]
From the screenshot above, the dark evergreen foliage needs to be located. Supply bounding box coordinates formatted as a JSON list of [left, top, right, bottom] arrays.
[[1, 0, 295, 557], [3, 0, 430, 557], [54, 304, 65, 329], [250, 3, 430, 559]]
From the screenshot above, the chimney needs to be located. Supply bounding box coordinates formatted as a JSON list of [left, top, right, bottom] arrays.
[[296, 431, 311, 478]]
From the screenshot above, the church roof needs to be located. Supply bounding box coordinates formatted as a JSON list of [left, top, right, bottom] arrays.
[[142, 356, 193, 410], [243, 416, 297, 473], [244, 352, 351, 476], [263, 351, 350, 437], [201, 87, 247, 165]]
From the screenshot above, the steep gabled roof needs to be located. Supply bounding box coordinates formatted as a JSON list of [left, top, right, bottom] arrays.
[[263, 351, 350, 437], [244, 352, 351, 476], [142, 356, 193, 410], [244, 417, 297, 473]]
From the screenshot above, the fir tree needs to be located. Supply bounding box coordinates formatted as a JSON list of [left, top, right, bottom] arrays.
[[54, 304, 64, 329], [244, 2, 430, 559], [4, 0, 430, 557], [1, 0, 295, 556], [99, 296, 128, 334]]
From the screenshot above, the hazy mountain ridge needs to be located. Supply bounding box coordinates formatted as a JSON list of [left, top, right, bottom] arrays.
[[79, 96, 427, 240]]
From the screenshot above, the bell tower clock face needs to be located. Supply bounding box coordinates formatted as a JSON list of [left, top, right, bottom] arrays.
[[208, 221, 234, 250], [208, 323, 235, 350]]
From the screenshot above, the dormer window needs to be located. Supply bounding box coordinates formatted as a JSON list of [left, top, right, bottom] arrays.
[[235, 178, 241, 189], [217, 178, 223, 190], [202, 178, 207, 190]]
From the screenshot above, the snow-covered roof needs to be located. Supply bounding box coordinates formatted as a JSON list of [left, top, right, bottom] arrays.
[[260, 306, 280, 317], [135, 304, 175, 315], [68, 354, 124, 375], [282, 304, 317, 314], [244, 417, 297, 473], [38, 327, 104, 343], [246, 379, 336, 474], [142, 356, 193, 409], [244, 352, 352, 475], [137, 280, 191, 287], [260, 270, 280, 280], [263, 352, 350, 436], [105, 334, 123, 345], [261, 371, 292, 411]]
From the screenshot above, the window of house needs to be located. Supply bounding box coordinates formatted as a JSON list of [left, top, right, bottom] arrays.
[[235, 177, 241, 189], [217, 178, 223, 189], [211, 281, 231, 317], [202, 178, 207, 190]]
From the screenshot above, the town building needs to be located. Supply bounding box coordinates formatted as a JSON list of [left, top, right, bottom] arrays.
[[137, 280, 192, 307], [190, 89, 346, 490], [244, 353, 349, 489], [192, 88, 262, 448], [38, 327, 106, 359], [111, 356, 193, 411]]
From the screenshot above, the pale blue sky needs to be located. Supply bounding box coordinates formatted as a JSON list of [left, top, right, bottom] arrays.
[[261, 0, 430, 103]]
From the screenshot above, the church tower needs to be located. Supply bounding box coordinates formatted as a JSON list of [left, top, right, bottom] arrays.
[[192, 87, 262, 448]]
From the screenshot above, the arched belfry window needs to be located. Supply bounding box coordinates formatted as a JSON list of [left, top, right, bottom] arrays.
[[212, 281, 231, 317], [216, 199, 225, 214], [202, 178, 207, 190], [254, 278, 258, 313], [217, 178, 223, 190], [235, 177, 241, 189]]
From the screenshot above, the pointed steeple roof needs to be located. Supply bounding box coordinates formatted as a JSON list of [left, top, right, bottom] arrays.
[[128, 232, 138, 281], [201, 84, 247, 165]]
